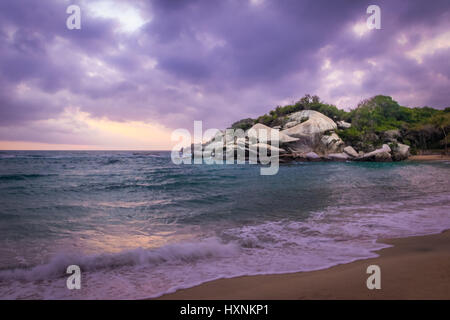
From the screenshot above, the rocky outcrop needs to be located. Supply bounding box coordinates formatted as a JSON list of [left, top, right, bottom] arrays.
[[305, 151, 321, 161], [283, 121, 298, 129], [202, 141, 225, 157], [319, 133, 345, 154], [193, 110, 410, 163], [326, 153, 349, 161], [343, 146, 358, 158], [252, 143, 286, 155], [391, 143, 410, 161], [279, 110, 343, 155], [357, 144, 392, 162], [281, 110, 337, 137], [337, 120, 351, 129], [247, 123, 299, 144]]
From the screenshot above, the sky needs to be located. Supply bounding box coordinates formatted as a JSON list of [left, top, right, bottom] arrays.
[[0, 0, 449, 150]]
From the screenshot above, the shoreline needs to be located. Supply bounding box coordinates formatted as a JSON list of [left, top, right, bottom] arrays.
[[156, 230, 450, 300], [408, 154, 450, 161]]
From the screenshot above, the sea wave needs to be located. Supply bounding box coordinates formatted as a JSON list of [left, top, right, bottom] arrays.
[[0, 153, 448, 299], [0, 174, 58, 181], [0, 238, 239, 282]]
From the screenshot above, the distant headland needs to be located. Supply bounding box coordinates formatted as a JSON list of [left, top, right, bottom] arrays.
[[194, 95, 449, 163]]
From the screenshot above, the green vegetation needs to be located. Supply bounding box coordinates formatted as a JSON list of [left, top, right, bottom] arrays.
[[430, 113, 450, 155], [230, 118, 255, 131], [231, 94, 450, 154], [255, 94, 347, 126], [344, 95, 449, 153]]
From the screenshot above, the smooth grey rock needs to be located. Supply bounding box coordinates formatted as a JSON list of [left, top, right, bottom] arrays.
[[281, 111, 341, 155], [305, 151, 320, 161], [337, 120, 351, 129], [327, 153, 349, 161], [391, 143, 410, 161], [250, 143, 286, 155], [320, 133, 345, 153], [343, 146, 359, 158], [281, 110, 337, 138], [358, 144, 392, 162], [283, 121, 298, 129], [248, 123, 299, 144]]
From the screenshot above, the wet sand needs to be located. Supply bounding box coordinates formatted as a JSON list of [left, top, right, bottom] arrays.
[[157, 230, 450, 300]]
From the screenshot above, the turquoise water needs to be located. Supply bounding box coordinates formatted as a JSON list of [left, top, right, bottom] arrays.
[[0, 151, 449, 299]]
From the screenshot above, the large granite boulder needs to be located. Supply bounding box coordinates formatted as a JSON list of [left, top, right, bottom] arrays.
[[343, 146, 359, 158], [202, 130, 224, 148], [283, 121, 298, 129], [337, 120, 351, 129], [248, 123, 298, 144], [327, 153, 349, 161], [319, 133, 345, 153], [203, 141, 225, 157], [281, 111, 339, 155], [305, 151, 321, 161], [251, 143, 286, 155], [281, 110, 337, 138], [188, 143, 204, 158], [358, 144, 392, 162], [391, 143, 410, 161]]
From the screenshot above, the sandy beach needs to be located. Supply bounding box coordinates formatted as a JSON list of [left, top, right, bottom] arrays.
[[157, 230, 450, 300], [409, 154, 450, 161]]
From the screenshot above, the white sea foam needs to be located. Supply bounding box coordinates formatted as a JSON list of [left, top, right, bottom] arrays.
[[0, 238, 238, 282]]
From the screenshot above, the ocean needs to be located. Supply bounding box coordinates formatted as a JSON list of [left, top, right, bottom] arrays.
[[0, 150, 449, 299]]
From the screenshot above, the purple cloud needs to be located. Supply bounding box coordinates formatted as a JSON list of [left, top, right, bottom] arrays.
[[0, 0, 449, 147]]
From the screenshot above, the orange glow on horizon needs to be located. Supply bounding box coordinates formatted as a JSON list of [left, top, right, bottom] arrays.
[[0, 108, 175, 150], [0, 140, 171, 151]]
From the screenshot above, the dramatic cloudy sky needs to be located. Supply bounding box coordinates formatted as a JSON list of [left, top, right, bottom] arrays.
[[0, 0, 449, 149]]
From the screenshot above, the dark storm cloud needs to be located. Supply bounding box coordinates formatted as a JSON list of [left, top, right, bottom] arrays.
[[0, 0, 449, 144], [144, 0, 361, 83]]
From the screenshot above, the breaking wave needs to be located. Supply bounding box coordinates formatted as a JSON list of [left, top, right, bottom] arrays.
[[0, 238, 239, 282]]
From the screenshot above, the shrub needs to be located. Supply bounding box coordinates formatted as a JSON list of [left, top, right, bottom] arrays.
[[230, 118, 255, 131]]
